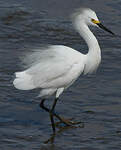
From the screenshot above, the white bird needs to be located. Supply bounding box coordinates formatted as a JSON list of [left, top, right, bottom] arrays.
[[13, 8, 114, 133]]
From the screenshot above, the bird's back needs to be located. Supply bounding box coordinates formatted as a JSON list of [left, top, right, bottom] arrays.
[[13, 45, 86, 93]]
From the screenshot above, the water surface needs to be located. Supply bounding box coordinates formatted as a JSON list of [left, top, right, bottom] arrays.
[[0, 0, 121, 149]]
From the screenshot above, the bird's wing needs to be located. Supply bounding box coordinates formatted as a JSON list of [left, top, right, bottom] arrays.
[[21, 45, 57, 68], [23, 45, 84, 88]]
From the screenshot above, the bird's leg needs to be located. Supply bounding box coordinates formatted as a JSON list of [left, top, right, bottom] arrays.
[[40, 99, 72, 126], [40, 98, 60, 133], [40, 99, 55, 133], [40, 99, 50, 112], [49, 98, 59, 133], [40, 99, 84, 128]]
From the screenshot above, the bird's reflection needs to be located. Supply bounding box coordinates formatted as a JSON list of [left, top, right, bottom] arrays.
[[44, 121, 84, 144]]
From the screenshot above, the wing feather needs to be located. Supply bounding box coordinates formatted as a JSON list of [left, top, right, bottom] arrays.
[[20, 45, 85, 89]]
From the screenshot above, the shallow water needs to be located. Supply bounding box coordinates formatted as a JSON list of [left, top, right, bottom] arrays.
[[0, 0, 121, 149]]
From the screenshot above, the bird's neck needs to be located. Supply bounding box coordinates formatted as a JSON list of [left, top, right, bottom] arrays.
[[79, 23, 100, 51], [78, 23, 101, 74]]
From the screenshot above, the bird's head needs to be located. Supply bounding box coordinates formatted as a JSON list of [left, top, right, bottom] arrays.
[[72, 8, 115, 35]]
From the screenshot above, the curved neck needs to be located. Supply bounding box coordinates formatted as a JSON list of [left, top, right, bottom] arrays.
[[78, 23, 100, 51], [76, 22, 101, 74]]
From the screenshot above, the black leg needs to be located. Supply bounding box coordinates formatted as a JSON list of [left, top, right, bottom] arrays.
[[40, 99, 83, 130], [40, 99, 72, 126], [49, 110, 55, 133], [49, 98, 59, 133], [40, 99, 49, 112], [40, 98, 59, 133]]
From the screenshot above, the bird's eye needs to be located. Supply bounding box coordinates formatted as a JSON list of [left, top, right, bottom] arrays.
[[91, 19, 95, 22], [91, 18, 96, 23]]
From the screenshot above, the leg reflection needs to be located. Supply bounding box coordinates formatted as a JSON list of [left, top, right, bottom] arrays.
[[44, 123, 84, 144]]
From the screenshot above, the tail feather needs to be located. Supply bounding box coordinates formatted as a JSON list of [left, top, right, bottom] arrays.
[[13, 71, 35, 90]]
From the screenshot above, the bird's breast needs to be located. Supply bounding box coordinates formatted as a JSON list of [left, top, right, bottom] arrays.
[[84, 52, 101, 74]]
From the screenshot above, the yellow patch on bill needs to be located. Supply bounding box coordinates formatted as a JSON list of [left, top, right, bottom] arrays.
[[91, 19, 100, 24]]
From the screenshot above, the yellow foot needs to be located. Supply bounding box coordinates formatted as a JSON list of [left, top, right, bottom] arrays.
[[55, 117, 84, 128]]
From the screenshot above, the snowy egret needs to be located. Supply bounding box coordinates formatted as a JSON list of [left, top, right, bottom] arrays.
[[13, 8, 114, 133]]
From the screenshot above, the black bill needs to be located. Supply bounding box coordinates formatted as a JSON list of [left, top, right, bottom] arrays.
[[97, 23, 115, 35]]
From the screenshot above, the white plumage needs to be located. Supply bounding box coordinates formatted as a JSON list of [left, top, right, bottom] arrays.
[[13, 8, 113, 98], [13, 45, 86, 97]]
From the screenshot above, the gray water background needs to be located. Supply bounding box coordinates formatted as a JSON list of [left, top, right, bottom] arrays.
[[0, 0, 121, 149]]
